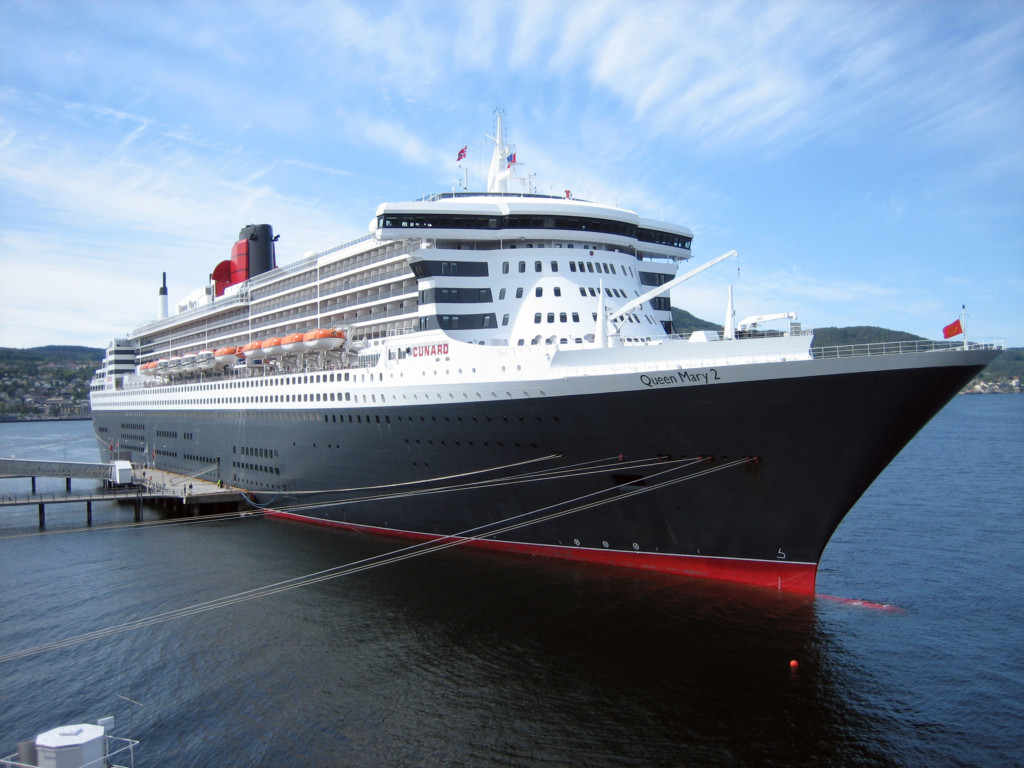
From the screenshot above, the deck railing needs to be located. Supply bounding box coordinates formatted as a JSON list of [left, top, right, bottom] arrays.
[[810, 339, 1003, 359]]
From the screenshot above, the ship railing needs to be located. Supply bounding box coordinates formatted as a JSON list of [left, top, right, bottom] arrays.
[[2, 735, 138, 768], [810, 339, 1004, 359]]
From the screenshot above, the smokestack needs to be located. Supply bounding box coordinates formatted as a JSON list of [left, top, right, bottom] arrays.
[[159, 272, 168, 320]]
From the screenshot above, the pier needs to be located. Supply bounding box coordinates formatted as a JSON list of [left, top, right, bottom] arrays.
[[0, 458, 247, 527]]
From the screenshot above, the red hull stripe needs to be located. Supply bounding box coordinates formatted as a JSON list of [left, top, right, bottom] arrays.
[[264, 510, 819, 594]]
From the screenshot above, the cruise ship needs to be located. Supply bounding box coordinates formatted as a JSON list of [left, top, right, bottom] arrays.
[[90, 116, 1001, 593]]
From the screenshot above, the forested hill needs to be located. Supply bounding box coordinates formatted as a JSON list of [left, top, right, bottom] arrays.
[[808, 326, 925, 346], [670, 310, 927, 347], [0, 346, 104, 363]]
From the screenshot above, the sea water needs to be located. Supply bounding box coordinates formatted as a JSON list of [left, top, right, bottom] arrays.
[[0, 397, 1021, 767]]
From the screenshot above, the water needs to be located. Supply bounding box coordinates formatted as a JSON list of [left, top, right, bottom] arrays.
[[0, 398, 1021, 767]]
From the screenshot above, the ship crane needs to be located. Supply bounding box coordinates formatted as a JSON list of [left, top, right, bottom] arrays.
[[604, 250, 737, 338], [736, 312, 797, 332]]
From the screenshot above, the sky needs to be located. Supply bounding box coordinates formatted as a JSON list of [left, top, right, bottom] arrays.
[[1, 0, 1022, 349]]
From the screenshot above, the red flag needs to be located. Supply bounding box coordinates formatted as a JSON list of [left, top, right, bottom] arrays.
[[942, 318, 963, 339], [456, 146, 467, 161]]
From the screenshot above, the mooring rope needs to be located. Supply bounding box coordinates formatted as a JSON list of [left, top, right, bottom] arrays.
[[0, 456, 756, 664], [267, 454, 703, 515]]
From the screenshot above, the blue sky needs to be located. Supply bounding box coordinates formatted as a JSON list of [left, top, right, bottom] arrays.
[[2, 0, 1022, 349]]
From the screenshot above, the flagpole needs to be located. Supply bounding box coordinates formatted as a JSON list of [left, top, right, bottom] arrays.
[[962, 304, 967, 351]]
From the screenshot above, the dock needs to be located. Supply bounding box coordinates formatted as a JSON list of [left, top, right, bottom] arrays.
[[0, 458, 248, 527]]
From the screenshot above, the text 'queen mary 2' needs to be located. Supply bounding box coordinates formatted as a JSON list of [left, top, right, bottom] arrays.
[[90, 116, 1001, 593]]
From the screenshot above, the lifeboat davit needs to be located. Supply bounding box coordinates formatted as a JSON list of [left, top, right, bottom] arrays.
[[281, 332, 305, 354], [213, 346, 239, 367], [167, 356, 183, 369], [241, 340, 264, 359], [303, 328, 346, 351], [196, 349, 216, 370], [181, 353, 198, 371], [156, 358, 170, 371], [261, 337, 285, 357]]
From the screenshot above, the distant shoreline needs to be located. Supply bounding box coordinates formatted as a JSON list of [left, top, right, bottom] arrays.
[[0, 417, 93, 424]]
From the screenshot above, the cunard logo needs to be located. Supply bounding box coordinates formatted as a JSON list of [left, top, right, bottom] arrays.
[[411, 343, 450, 358]]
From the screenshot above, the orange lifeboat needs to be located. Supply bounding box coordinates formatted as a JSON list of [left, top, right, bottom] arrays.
[[303, 328, 346, 351], [213, 346, 239, 367], [281, 332, 305, 354], [261, 337, 285, 357], [240, 340, 264, 359]]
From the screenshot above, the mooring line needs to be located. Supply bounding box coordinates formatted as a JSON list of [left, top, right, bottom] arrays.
[[0, 457, 756, 664]]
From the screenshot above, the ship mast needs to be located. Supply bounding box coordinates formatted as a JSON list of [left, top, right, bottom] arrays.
[[486, 111, 513, 193]]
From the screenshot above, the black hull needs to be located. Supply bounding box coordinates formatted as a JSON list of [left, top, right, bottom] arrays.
[[92, 351, 992, 591]]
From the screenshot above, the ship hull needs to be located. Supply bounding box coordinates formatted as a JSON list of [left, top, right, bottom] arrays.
[[91, 347, 994, 592]]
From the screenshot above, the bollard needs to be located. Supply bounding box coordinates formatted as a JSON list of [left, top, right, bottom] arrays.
[[87, 500, 92, 526], [38, 502, 45, 529], [31, 476, 36, 494], [134, 496, 142, 522]]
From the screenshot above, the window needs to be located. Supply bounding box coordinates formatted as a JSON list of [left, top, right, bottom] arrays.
[[502, 261, 509, 274], [586, 263, 594, 272], [499, 288, 506, 300], [579, 287, 587, 296], [516, 287, 524, 298], [535, 287, 543, 297], [554, 287, 561, 297], [534, 313, 542, 323], [559, 312, 567, 322], [569, 262, 577, 272], [547, 313, 555, 323], [572, 312, 580, 322], [502, 313, 510, 326], [518, 261, 526, 273], [551, 261, 559, 272], [534, 261, 542, 272]]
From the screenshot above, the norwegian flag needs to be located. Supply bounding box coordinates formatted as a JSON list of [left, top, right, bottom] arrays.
[[456, 146, 467, 161]]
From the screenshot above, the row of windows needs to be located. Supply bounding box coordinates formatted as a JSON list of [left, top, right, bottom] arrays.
[[500, 258, 631, 277], [156, 429, 178, 438], [418, 313, 498, 331], [233, 461, 280, 475], [410, 260, 489, 278], [183, 453, 217, 464], [236, 445, 280, 459], [379, 212, 691, 249], [120, 422, 145, 431], [420, 288, 493, 304], [534, 312, 584, 324], [639, 271, 672, 287]]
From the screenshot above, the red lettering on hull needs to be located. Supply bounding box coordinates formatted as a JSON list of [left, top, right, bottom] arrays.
[[411, 343, 449, 358]]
